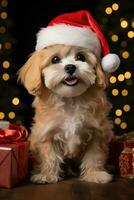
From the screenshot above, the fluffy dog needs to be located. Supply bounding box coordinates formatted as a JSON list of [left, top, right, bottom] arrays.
[[18, 44, 114, 183]]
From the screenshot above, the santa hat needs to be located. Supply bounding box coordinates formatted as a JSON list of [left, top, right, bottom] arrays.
[[36, 10, 120, 73]]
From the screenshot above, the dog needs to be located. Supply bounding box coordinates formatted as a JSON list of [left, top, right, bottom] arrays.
[[18, 44, 114, 183]]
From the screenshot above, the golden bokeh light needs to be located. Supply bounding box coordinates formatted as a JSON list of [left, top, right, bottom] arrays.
[[0, 26, 6, 33], [115, 109, 122, 117], [118, 74, 124, 82], [12, 97, 20, 105], [112, 89, 119, 96], [2, 73, 9, 81], [126, 79, 133, 86], [112, 3, 119, 11], [131, 21, 134, 28], [124, 71, 131, 79], [1, 0, 8, 7], [121, 41, 127, 48], [127, 31, 134, 38], [105, 7, 112, 15], [0, 12, 7, 19], [4, 42, 12, 49], [120, 20, 128, 28], [120, 122, 127, 129], [2, 61, 10, 68], [111, 34, 118, 42], [0, 112, 5, 120], [8, 112, 15, 119], [122, 51, 129, 59], [114, 118, 121, 125], [121, 89, 128, 96], [0, 43, 2, 49], [123, 104, 130, 112], [109, 76, 116, 84]]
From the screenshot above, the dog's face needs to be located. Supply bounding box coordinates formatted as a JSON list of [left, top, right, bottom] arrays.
[[18, 44, 106, 97]]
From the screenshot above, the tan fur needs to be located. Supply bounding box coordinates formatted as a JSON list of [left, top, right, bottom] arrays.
[[19, 44, 113, 183]]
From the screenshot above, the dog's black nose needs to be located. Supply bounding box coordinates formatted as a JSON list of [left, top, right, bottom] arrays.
[[65, 64, 76, 75]]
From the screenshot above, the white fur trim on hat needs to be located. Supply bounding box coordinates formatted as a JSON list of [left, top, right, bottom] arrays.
[[101, 54, 120, 73], [36, 24, 101, 57]]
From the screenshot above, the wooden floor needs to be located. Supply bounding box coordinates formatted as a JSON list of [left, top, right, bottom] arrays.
[[0, 177, 134, 200]]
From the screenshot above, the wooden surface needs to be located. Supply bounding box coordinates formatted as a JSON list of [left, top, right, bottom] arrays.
[[0, 177, 134, 200]]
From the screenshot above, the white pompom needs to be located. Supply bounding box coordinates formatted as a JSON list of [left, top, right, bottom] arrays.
[[101, 54, 120, 73]]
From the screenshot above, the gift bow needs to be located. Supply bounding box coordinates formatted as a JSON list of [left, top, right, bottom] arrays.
[[0, 124, 28, 143]]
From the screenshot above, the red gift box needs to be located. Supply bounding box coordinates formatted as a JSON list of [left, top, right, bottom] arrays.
[[119, 148, 134, 178], [108, 139, 134, 170], [0, 141, 29, 188], [0, 122, 29, 188]]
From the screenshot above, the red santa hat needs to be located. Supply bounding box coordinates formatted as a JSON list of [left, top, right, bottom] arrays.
[[36, 10, 120, 73]]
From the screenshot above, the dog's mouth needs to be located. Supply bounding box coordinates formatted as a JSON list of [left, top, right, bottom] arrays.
[[63, 76, 79, 86]]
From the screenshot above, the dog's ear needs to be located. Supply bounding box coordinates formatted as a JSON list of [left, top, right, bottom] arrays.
[[95, 61, 107, 88], [18, 51, 42, 95]]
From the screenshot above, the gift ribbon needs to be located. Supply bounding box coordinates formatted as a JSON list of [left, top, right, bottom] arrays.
[[0, 124, 28, 143]]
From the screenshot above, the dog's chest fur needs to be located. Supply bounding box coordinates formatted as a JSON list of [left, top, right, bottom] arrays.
[[55, 98, 91, 157]]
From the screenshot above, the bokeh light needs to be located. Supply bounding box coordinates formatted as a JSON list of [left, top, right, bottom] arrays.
[[121, 89, 128, 96], [114, 118, 121, 125], [112, 89, 119, 96], [118, 74, 125, 82], [2, 73, 10, 81], [12, 97, 20, 105], [0, 112, 5, 119], [120, 122, 127, 129], [112, 3, 119, 11], [109, 76, 116, 84], [123, 104, 130, 112], [105, 7, 112, 15], [8, 112, 15, 119], [115, 109, 122, 116]]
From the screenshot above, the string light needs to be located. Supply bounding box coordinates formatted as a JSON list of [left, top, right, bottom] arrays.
[[115, 109, 122, 117], [111, 34, 118, 42], [12, 97, 20, 105], [2, 73, 10, 81], [124, 71, 131, 79], [0, 112, 5, 119], [105, 7, 112, 15], [121, 89, 128, 96], [112, 89, 119, 96], [109, 76, 116, 84], [127, 31, 134, 38], [114, 118, 121, 125], [8, 112, 15, 119], [118, 74, 125, 82], [2, 60, 10, 68], [123, 104, 130, 112], [120, 20, 128, 28], [122, 51, 129, 59], [0, 12, 7, 19], [120, 122, 127, 129]]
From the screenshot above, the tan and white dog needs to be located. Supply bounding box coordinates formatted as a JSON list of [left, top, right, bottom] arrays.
[[18, 10, 120, 184]]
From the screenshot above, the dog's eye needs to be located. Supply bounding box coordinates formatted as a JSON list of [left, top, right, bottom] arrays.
[[51, 56, 61, 64], [76, 53, 86, 62]]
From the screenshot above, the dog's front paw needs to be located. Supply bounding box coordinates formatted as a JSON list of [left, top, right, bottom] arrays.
[[30, 173, 61, 184], [81, 171, 112, 183]]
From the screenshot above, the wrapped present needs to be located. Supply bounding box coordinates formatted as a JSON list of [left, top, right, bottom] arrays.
[[108, 132, 134, 171], [0, 121, 29, 188], [119, 147, 134, 178]]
